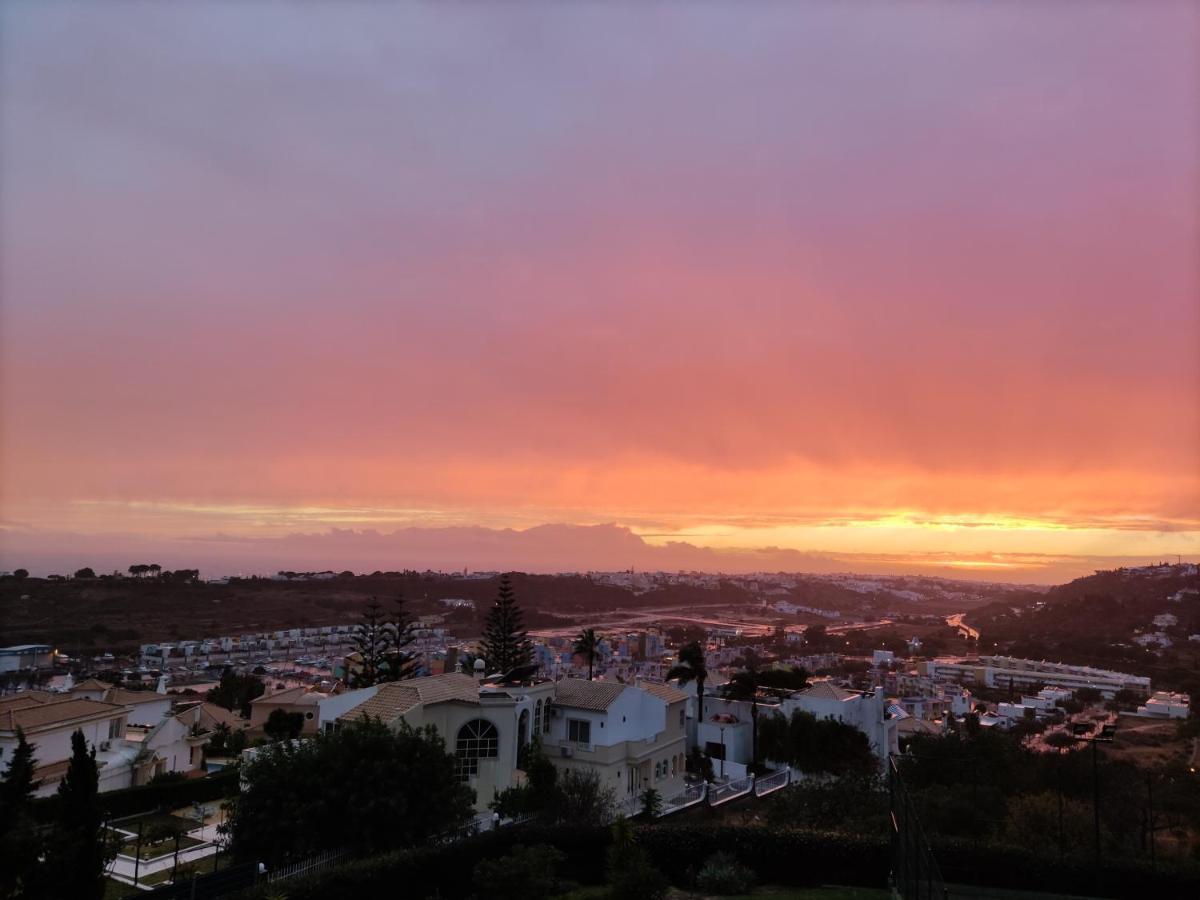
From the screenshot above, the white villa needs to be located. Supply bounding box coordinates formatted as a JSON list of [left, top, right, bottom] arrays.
[[543, 678, 688, 810], [0, 689, 209, 796], [323, 671, 688, 814]]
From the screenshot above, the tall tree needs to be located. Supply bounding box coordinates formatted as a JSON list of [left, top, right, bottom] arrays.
[[479, 575, 532, 674], [43, 730, 109, 900], [0, 729, 42, 900], [723, 651, 764, 773], [382, 593, 418, 681], [229, 719, 474, 866], [572, 628, 602, 681], [349, 599, 392, 687], [667, 641, 709, 728]]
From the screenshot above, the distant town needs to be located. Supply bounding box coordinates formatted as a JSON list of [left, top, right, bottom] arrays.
[[1, 562, 1197, 896]]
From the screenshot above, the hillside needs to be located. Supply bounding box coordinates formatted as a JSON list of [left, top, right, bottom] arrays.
[[965, 563, 1200, 693]]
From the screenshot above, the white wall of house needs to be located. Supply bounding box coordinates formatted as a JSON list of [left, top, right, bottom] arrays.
[[124, 697, 173, 726], [782, 689, 898, 762], [317, 687, 379, 730]]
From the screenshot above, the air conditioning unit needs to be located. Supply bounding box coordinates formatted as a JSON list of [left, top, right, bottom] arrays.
[[560, 745, 573, 758], [99, 741, 111, 751]]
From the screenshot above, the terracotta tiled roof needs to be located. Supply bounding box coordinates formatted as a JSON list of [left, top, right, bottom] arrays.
[[252, 686, 326, 710], [637, 681, 689, 704], [104, 687, 168, 706], [0, 691, 54, 716], [341, 673, 481, 723], [1, 698, 126, 734], [70, 678, 111, 692], [31, 759, 71, 783], [553, 678, 626, 711]]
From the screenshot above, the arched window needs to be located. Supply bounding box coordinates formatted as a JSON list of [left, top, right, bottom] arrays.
[[455, 719, 499, 782], [534, 699, 543, 735]]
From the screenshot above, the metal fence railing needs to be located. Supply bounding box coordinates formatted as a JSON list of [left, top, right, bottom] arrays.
[[754, 768, 790, 797], [708, 774, 754, 806], [888, 757, 948, 900]]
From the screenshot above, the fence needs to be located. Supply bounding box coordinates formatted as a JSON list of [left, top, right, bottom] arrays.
[[658, 781, 707, 817], [754, 767, 790, 797], [268, 847, 351, 883], [888, 756, 948, 900], [708, 773, 754, 807]]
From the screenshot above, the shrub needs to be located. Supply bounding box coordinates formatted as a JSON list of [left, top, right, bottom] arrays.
[[472, 843, 565, 900], [608, 818, 668, 900], [695, 851, 756, 895]]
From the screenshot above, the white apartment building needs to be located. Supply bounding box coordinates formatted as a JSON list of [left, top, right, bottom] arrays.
[[922, 656, 1151, 698], [0, 645, 54, 673]]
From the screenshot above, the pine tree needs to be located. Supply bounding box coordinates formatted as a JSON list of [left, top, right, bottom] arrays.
[[382, 593, 419, 681], [43, 730, 108, 900], [0, 729, 43, 899], [349, 599, 392, 687], [479, 574, 532, 675]]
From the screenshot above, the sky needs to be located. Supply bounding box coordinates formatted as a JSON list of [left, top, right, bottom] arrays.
[[2, 1, 1198, 584]]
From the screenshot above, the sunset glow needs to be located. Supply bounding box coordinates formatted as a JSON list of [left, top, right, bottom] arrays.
[[1, 1, 1197, 583]]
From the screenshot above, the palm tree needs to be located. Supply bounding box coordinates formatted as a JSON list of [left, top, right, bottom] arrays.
[[723, 650, 763, 774], [667, 641, 709, 729], [573, 628, 602, 681]]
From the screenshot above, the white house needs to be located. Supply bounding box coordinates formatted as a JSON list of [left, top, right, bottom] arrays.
[[543, 679, 689, 810], [0, 690, 208, 796], [1135, 691, 1190, 719], [781, 681, 899, 762]]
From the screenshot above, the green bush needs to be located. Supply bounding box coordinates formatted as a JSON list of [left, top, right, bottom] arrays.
[[695, 851, 756, 894], [608, 819, 668, 900], [472, 843, 565, 900]]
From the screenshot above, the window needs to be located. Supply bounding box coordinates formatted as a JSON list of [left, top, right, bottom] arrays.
[[454, 719, 499, 782], [534, 699, 543, 735], [679, 709, 685, 728], [671, 756, 677, 776], [108, 718, 123, 740], [567, 719, 591, 744]]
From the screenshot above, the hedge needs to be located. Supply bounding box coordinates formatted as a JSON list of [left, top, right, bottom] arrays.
[[933, 837, 1200, 899], [234, 825, 610, 900], [229, 823, 1200, 900], [231, 825, 889, 900], [32, 766, 240, 822]]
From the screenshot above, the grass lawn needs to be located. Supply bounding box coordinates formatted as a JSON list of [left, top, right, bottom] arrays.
[[102, 878, 141, 899], [555, 887, 890, 900], [121, 832, 204, 860], [112, 811, 201, 835], [136, 852, 220, 887]]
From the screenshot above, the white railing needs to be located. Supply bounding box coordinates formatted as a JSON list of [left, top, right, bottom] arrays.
[[657, 781, 707, 817], [754, 767, 790, 797], [707, 774, 754, 806], [269, 847, 350, 883]]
